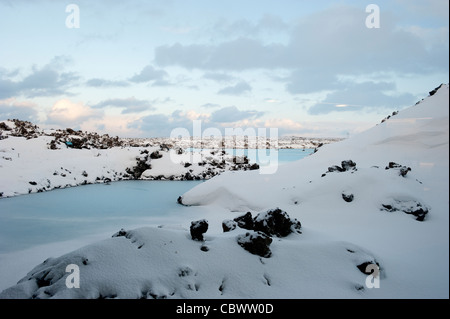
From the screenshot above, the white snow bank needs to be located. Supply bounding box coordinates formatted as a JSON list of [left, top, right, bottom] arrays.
[[0, 140, 258, 198], [0, 225, 381, 299]]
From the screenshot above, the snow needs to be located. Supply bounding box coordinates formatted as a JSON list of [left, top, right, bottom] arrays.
[[0, 84, 448, 299], [0, 137, 259, 198]]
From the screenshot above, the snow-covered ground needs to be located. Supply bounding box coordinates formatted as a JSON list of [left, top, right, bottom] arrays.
[[0, 84, 448, 299], [0, 119, 332, 198], [123, 135, 341, 150], [0, 127, 262, 198]]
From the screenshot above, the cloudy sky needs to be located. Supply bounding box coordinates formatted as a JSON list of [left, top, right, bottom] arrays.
[[0, 0, 448, 138]]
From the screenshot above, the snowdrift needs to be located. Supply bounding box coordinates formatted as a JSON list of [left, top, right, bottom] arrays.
[[0, 84, 448, 299]]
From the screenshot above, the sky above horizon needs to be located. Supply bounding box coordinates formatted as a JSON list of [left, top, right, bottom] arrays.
[[0, 0, 448, 138]]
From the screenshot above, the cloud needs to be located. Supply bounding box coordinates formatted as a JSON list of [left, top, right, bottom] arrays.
[[129, 65, 168, 83], [218, 81, 252, 95], [172, 109, 210, 121], [75, 114, 143, 138], [47, 99, 102, 127], [91, 97, 155, 114], [0, 98, 38, 122], [85, 65, 171, 88], [151, 79, 173, 87], [153, 5, 447, 96], [0, 57, 79, 99], [155, 37, 285, 70], [285, 69, 344, 94], [128, 106, 266, 137], [128, 112, 195, 137], [396, 0, 449, 21], [307, 81, 417, 115], [201, 103, 221, 108], [264, 98, 282, 103], [203, 72, 235, 82], [0, 78, 17, 100], [160, 25, 196, 35], [211, 14, 289, 39], [85, 78, 129, 87], [210, 106, 264, 123]]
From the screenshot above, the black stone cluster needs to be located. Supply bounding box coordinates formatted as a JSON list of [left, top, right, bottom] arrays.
[[190, 208, 302, 258]]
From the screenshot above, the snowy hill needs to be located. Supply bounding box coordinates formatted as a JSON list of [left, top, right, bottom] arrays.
[[0, 84, 448, 299]]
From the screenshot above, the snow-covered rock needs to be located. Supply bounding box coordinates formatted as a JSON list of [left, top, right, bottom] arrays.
[[236, 231, 273, 258], [190, 219, 209, 241]]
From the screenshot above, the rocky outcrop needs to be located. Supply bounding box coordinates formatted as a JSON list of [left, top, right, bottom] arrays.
[[233, 212, 254, 230], [222, 208, 301, 258], [224, 209, 302, 238], [126, 150, 152, 179], [322, 160, 357, 177], [381, 198, 428, 221], [190, 219, 209, 241], [222, 220, 237, 232], [342, 192, 354, 203], [237, 231, 273, 258], [385, 162, 411, 177], [253, 208, 302, 237]]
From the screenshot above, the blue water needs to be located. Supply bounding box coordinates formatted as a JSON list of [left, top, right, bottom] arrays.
[[0, 181, 202, 253], [0, 149, 313, 254], [189, 148, 314, 165]]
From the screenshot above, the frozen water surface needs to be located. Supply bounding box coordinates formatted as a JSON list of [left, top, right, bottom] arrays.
[[0, 180, 203, 253]]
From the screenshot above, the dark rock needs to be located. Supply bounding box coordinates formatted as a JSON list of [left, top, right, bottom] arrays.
[[233, 212, 254, 230], [385, 162, 412, 177], [0, 122, 12, 131], [237, 231, 272, 258], [49, 140, 57, 149], [386, 162, 402, 169], [190, 219, 208, 241], [222, 220, 237, 232], [184, 162, 192, 168], [253, 208, 301, 237], [177, 196, 183, 205], [357, 261, 380, 276], [29, 181, 37, 185], [380, 199, 428, 221], [249, 163, 259, 170], [128, 156, 151, 179], [35, 270, 52, 288], [429, 83, 444, 96], [399, 166, 411, 177], [150, 151, 163, 159], [326, 160, 356, 175], [112, 228, 128, 237], [178, 266, 193, 277], [328, 165, 344, 173], [342, 193, 354, 203], [160, 144, 171, 151], [341, 160, 357, 171]]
